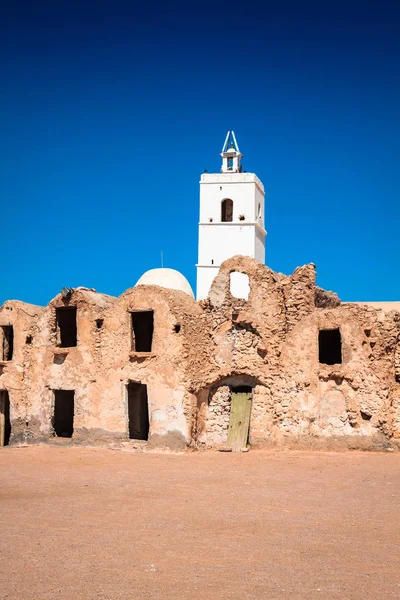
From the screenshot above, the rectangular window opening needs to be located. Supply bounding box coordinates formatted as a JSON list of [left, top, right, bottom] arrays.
[[1, 326, 14, 361], [53, 390, 74, 438], [56, 307, 77, 347], [0, 391, 11, 446], [319, 328, 342, 365], [131, 311, 154, 352], [127, 382, 149, 440]]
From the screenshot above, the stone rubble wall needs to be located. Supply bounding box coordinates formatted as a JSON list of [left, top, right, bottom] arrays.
[[206, 386, 231, 446]]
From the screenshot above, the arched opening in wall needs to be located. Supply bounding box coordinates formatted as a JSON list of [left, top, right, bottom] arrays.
[[221, 199, 233, 222], [230, 272, 250, 300], [203, 376, 258, 452], [126, 382, 149, 441], [258, 203, 261, 219], [0, 390, 11, 446]]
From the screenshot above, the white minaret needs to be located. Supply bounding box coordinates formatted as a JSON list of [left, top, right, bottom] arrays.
[[196, 131, 266, 300]]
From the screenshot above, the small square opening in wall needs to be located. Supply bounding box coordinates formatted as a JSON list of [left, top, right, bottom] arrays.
[[131, 311, 154, 352], [1, 326, 13, 361], [53, 390, 74, 438], [56, 307, 77, 348], [319, 329, 342, 365]]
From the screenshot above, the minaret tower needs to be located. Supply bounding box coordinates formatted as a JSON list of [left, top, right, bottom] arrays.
[[196, 131, 266, 300]]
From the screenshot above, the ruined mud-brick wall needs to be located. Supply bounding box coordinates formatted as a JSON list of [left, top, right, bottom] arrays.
[[187, 256, 400, 450], [0, 284, 203, 449], [207, 386, 231, 445], [94, 285, 202, 449], [0, 300, 45, 442], [0, 290, 116, 444], [1, 256, 399, 451]]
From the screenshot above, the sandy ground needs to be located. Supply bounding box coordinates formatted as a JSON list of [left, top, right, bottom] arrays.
[[1, 447, 400, 600]]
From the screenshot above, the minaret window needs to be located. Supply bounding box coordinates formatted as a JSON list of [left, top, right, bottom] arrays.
[[228, 157, 233, 170], [221, 199, 233, 222]]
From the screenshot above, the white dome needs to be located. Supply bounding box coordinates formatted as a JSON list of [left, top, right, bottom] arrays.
[[135, 268, 194, 298]]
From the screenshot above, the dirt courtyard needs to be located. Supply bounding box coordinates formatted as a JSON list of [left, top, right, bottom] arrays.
[[1, 447, 400, 600]]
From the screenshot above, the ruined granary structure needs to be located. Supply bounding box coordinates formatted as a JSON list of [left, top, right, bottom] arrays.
[[1, 133, 400, 451]]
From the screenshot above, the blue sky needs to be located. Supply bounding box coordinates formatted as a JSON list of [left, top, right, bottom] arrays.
[[1, 1, 399, 306]]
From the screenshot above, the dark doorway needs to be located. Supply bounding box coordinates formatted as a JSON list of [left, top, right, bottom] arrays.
[[127, 382, 149, 440], [221, 199, 233, 222], [1, 326, 14, 361], [319, 329, 342, 365], [231, 386, 252, 393], [131, 311, 154, 352], [56, 308, 77, 347], [53, 390, 74, 437], [0, 391, 11, 446]]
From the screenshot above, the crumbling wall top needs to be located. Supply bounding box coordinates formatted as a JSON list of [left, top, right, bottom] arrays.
[[48, 287, 116, 309]]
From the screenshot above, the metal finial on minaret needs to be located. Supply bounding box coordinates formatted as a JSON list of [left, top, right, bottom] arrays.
[[220, 130, 243, 173]]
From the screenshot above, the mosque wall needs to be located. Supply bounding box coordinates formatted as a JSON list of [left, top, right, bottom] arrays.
[[1, 257, 399, 451]]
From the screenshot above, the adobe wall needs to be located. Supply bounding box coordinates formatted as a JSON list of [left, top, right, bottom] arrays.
[[190, 257, 400, 450], [92, 285, 202, 448], [1, 257, 399, 451], [0, 300, 45, 442], [0, 285, 203, 449]]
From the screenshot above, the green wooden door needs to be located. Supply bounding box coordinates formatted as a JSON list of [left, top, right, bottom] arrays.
[[227, 392, 252, 452]]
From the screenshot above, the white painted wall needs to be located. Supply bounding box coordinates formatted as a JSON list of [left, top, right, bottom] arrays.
[[196, 171, 267, 300], [199, 173, 264, 223], [198, 223, 261, 266], [255, 226, 266, 264], [255, 185, 265, 230], [196, 267, 219, 302]]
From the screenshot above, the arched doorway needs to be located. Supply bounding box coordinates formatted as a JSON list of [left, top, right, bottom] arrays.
[[198, 375, 261, 452]]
